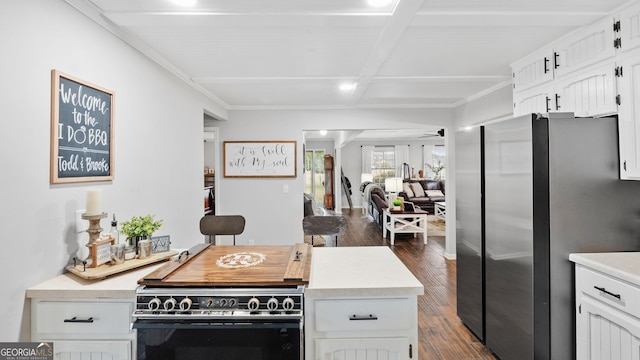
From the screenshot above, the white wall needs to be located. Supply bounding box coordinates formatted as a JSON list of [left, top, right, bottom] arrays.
[[1, 0, 223, 341], [216, 108, 454, 245]]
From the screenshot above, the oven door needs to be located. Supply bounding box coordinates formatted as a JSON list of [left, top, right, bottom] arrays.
[[134, 319, 302, 360]]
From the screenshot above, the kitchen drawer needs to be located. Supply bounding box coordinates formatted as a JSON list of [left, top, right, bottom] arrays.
[[34, 301, 132, 336], [576, 265, 640, 320], [314, 298, 410, 332]]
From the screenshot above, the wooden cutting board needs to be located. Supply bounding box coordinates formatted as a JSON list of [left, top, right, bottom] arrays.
[[139, 243, 311, 287]]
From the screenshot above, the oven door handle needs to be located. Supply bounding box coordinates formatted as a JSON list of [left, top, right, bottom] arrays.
[[349, 314, 378, 321], [133, 320, 300, 330]]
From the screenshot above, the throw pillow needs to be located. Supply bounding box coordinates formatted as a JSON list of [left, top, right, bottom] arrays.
[[410, 182, 425, 197], [425, 189, 444, 197], [402, 183, 415, 197]]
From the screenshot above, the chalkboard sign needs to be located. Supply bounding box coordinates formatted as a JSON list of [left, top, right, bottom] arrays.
[[50, 70, 114, 184], [224, 141, 297, 178]]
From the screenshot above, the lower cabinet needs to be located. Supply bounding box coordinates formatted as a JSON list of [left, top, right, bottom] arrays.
[[305, 296, 418, 360], [31, 298, 135, 360], [575, 265, 640, 360], [316, 337, 412, 360], [45, 340, 130, 360]]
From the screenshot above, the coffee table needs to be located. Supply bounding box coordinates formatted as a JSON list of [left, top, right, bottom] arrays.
[[382, 208, 428, 246], [434, 201, 446, 221]]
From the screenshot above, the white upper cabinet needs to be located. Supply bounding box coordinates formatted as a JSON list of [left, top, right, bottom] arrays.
[[555, 62, 618, 117], [553, 17, 617, 79], [619, 1, 640, 53], [512, 48, 556, 92], [617, 48, 640, 180], [513, 84, 556, 116]]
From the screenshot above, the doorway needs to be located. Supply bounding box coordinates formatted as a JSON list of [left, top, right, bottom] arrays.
[[305, 149, 325, 204]]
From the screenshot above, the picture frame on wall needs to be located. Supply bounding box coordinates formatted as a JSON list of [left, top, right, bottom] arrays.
[[223, 140, 297, 178], [50, 69, 115, 184]]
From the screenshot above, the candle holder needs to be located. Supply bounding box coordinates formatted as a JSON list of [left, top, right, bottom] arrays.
[[82, 212, 108, 249]]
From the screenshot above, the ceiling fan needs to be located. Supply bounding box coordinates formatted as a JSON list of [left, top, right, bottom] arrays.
[[419, 129, 445, 138]]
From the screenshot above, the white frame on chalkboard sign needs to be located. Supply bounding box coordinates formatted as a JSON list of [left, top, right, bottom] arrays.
[[50, 69, 115, 184], [223, 141, 297, 178]]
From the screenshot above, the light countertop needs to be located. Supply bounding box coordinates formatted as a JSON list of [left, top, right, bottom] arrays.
[[26, 263, 166, 299], [27, 246, 424, 299], [569, 252, 640, 286], [306, 246, 424, 297]]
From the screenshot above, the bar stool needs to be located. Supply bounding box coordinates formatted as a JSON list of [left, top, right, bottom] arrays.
[[199, 215, 245, 245], [302, 215, 347, 246]]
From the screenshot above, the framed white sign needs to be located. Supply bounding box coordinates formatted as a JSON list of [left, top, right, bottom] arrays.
[[223, 141, 297, 178]]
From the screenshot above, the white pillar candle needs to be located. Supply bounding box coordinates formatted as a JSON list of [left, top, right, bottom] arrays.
[[86, 188, 103, 216]]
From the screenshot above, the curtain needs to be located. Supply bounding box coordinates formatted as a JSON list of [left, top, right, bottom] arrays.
[[361, 145, 374, 174], [394, 145, 409, 177]]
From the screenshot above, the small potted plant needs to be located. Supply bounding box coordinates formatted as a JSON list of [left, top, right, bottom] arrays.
[[121, 215, 163, 253], [392, 198, 403, 211]]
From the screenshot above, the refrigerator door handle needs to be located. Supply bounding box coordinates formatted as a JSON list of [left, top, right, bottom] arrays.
[[594, 286, 621, 300]]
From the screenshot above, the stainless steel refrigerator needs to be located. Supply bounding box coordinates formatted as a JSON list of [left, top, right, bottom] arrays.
[[455, 113, 640, 360]]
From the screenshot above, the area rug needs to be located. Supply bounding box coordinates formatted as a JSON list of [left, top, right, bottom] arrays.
[[427, 215, 446, 237]]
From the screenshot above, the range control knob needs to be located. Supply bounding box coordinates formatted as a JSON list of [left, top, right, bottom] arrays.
[[164, 298, 177, 311], [282, 297, 295, 311], [266, 297, 279, 311], [228, 298, 237, 308], [148, 297, 161, 311], [179, 297, 192, 311], [247, 297, 260, 311]]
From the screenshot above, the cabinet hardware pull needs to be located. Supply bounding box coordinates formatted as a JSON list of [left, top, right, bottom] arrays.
[[554, 52, 560, 69], [555, 94, 561, 110], [545, 96, 551, 112], [64, 316, 94, 323], [544, 57, 549, 74], [349, 314, 378, 320], [594, 286, 621, 300], [409, 344, 413, 358]]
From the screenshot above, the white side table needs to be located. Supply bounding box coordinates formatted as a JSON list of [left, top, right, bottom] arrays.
[[434, 201, 446, 221], [382, 208, 428, 246]]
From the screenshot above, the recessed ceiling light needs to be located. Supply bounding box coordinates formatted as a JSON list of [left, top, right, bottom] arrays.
[[320, 130, 328, 136], [367, 0, 393, 7], [171, 0, 197, 7], [339, 82, 357, 92]]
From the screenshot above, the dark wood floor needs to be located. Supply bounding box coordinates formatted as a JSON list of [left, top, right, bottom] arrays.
[[325, 208, 497, 360]]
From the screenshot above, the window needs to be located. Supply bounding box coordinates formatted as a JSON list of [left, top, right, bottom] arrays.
[[371, 146, 396, 185]]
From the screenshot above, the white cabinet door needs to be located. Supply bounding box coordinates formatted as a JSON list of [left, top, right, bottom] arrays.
[[555, 62, 617, 117], [513, 85, 556, 116], [554, 17, 616, 78], [47, 340, 130, 360], [316, 338, 412, 360], [511, 48, 555, 92], [619, 2, 640, 53], [618, 49, 640, 180], [577, 296, 640, 360]]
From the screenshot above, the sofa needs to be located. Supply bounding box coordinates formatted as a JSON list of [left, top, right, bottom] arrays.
[[369, 187, 388, 226], [398, 179, 445, 212]]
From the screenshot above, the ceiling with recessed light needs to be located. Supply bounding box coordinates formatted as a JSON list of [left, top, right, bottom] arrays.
[[64, 0, 631, 111]]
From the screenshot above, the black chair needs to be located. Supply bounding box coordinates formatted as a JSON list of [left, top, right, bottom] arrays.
[[199, 215, 246, 245], [302, 215, 347, 246]]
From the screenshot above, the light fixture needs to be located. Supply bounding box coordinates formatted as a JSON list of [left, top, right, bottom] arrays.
[[385, 177, 402, 194], [171, 0, 197, 6], [367, 0, 393, 7], [339, 82, 357, 92], [319, 130, 327, 136]]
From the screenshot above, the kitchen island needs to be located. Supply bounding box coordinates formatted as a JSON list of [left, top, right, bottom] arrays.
[[27, 245, 423, 360], [305, 246, 424, 360], [570, 252, 640, 360]]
